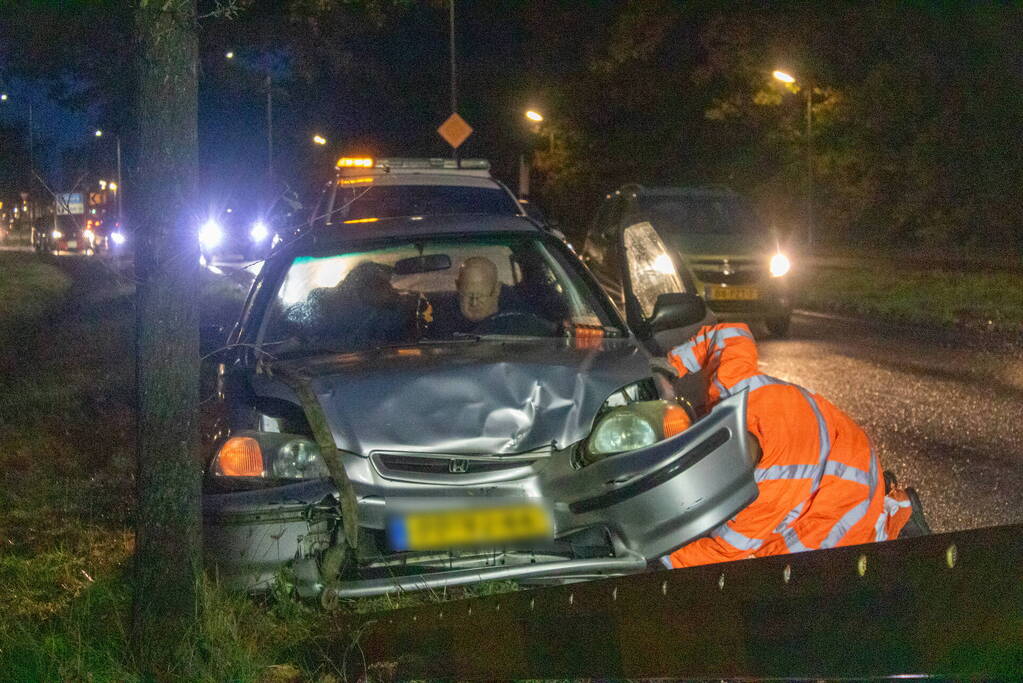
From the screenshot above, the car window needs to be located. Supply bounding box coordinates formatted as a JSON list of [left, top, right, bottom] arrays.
[[334, 184, 521, 221], [622, 221, 686, 318], [260, 234, 618, 356]]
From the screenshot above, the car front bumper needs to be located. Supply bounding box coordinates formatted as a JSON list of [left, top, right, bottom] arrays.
[[202, 392, 756, 595]]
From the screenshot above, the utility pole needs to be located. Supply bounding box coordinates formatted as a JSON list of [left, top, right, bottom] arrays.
[[806, 83, 814, 248], [116, 134, 123, 225], [266, 72, 273, 187], [449, 0, 459, 166]]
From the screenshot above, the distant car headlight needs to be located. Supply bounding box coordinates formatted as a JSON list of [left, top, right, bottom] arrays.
[[211, 431, 329, 480], [580, 399, 692, 465], [51, 230, 63, 239], [83, 229, 95, 242], [110, 231, 126, 245], [770, 252, 791, 277], [250, 220, 270, 242], [199, 219, 224, 249]]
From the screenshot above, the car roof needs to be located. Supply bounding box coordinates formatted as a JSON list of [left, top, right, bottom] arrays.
[[310, 214, 543, 246]]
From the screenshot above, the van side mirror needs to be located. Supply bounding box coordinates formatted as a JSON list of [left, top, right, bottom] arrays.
[[648, 292, 706, 333]]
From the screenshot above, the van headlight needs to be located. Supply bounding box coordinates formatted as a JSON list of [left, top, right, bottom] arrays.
[[211, 431, 329, 480], [770, 252, 791, 277], [580, 400, 692, 466]]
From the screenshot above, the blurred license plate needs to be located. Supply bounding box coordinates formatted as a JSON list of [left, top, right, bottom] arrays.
[[388, 504, 552, 551], [708, 286, 758, 301], [67, 240, 78, 249]]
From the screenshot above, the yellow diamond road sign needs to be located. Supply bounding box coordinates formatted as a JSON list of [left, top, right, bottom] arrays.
[[438, 112, 473, 149]]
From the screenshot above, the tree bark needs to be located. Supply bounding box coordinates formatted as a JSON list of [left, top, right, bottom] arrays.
[[132, 0, 202, 671]]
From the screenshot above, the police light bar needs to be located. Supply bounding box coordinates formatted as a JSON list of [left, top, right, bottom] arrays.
[[337, 157, 374, 168], [376, 158, 490, 171]]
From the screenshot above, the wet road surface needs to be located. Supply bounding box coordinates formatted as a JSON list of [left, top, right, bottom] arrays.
[[754, 311, 1023, 533]]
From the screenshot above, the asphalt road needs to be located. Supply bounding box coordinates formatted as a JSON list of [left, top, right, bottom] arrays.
[[753, 311, 1023, 534]]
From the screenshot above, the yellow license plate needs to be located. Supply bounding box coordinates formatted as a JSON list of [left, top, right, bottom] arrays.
[[390, 504, 552, 550], [708, 286, 759, 301]]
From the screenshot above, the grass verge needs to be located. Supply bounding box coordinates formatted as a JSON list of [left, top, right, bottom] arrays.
[[799, 261, 1023, 334], [0, 256, 514, 680], [0, 253, 71, 365]]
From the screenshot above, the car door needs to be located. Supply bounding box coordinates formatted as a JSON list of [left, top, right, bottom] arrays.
[[617, 219, 715, 356]]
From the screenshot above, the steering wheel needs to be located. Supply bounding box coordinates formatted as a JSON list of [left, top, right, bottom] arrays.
[[471, 310, 558, 337]]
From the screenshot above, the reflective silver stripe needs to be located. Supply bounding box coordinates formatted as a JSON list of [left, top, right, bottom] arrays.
[[711, 522, 763, 552], [820, 447, 880, 548], [710, 325, 755, 350], [874, 509, 888, 542], [660, 555, 674, 569], [780, 525, 811, 553], [671, 344, 703, 373], [755, 464, 820, 483], [797, 387, 832, 495], [823, 460, 872, 487], [713, 377, 729, 398], [728, 373, 788, 395], [780, 501, 805, 529]]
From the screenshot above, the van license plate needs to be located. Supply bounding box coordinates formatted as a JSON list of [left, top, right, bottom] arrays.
[[708, 286, 758, 301]]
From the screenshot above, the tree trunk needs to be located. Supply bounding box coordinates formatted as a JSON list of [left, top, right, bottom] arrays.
[[132, 0, 201, 671]]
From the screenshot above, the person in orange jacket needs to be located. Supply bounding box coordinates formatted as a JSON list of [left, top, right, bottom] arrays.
[[661, 322, 922, 569]]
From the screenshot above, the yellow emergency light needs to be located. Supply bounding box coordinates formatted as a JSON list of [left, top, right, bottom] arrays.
[[337, 157, 374, 168], [343, 217, 379, 224], [338, 176, 375, 186]]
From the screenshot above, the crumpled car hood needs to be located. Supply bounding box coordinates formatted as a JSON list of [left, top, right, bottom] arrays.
[[272, 338, 650, 456]]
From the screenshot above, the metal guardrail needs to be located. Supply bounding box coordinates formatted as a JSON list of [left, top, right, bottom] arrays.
[[331, 524, 1023, 680]]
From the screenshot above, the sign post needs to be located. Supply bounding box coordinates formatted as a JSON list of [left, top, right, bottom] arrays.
[[437, 112, 473, 167]]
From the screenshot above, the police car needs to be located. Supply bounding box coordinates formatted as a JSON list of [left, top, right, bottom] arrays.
[[311, 156, 526, 228]]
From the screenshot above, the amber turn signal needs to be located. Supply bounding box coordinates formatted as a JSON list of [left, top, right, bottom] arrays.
[[216, 436, 264, 477], [662, 403, 692, 438]]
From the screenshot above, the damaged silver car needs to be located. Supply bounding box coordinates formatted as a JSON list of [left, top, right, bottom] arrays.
[[201, 214, 757, 598]]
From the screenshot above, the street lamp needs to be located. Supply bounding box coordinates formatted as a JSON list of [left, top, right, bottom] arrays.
[[773, 69, 814, 247], [312, 134, 327, 146], [94, 129, 124, 225], [525, 110, 543, 123]]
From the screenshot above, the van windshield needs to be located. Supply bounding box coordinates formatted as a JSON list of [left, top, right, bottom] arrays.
[[638, 196, 759, 235]]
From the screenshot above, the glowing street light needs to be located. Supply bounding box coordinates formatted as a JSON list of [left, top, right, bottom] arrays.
[[312, 134, 327, 146], [525, 110, 544, 123], [94, 129, 103, 137], [0, 93, 7, 101], [772, 70, 796, 84], [225, 50, 235, 60]]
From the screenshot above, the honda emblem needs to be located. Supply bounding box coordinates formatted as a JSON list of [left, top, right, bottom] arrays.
[[448, 459, 469, 474]]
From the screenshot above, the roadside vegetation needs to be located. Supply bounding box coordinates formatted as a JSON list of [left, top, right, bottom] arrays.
[[0, 256, 517, 680], [799, 256, 1023, 335], [0, 253, 70, 366]]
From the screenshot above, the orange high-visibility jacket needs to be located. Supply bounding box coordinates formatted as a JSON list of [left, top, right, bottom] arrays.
[[665, 323, 911, 568]]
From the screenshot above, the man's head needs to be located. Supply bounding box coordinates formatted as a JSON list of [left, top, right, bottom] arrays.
[[456, 256, 500, 322]]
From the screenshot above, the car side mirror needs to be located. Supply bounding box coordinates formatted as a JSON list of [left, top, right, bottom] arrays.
[[648, 292, 706, 333]]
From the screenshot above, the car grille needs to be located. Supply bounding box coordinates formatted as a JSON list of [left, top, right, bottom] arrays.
[[372, 449, 549, 484], [377, 453, 535, 475], [690, 259, 764, 286]]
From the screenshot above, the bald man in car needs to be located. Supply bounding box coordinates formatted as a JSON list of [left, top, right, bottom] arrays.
[[457, 256, 502, 323]]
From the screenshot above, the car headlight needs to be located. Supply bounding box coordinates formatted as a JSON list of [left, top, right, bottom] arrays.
[[110, 231, 126, 245], [51, 230, 63, 239], [83, 229, 95, 242], [198, 219, 224, 249], [580, 399, 692, 465], [770, 252, 791, 277], [250, 220, 269, 242], [211, 431, 329, 480]]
